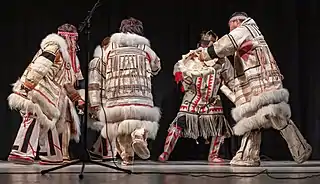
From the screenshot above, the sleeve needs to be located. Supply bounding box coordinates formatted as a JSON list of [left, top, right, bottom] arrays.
[[144, 45, 161, 76], [75, 57, 84, 81], [75, 57, 85, 100], [64, 83, 82, 103], [219, 57, 236, 103], [88, 58, 102, 107], [220, 57, 235, 89], [202, 26, 251, 61], [220, 84, 235, 103], [173, 61, 183, 83], [173, 60, 193, 84], [23, 43, 60, 90]]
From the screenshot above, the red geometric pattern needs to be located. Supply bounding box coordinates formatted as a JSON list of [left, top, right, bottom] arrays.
[[205, 74, 214, 101], [238, 40, 253, 61], [191, 77, 203, 112]]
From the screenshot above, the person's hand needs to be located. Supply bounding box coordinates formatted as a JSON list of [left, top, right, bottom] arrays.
[[188, 51, 197, 58], [198, 52, 205, 62], [195, 47, 203, 53]]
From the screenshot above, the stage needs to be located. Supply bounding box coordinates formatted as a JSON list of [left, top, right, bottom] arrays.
[[0, 161, 319, 183]]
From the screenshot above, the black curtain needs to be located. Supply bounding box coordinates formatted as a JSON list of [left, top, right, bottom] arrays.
[[0, 0, 319, 161]]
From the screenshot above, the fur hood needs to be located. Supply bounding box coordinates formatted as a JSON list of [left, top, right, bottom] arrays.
[[110, 33, 150, 47], [40, 33, 80, 72], [93, 45, 103, 58]]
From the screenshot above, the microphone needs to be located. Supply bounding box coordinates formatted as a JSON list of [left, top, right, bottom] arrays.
[[76, 44, 80, 52]]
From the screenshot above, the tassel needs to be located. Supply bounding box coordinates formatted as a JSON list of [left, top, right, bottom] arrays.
[[174, 72, 183, 83], [180, 85, 185, 92]]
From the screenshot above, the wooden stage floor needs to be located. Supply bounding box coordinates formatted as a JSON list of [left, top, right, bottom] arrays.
[[0, 160, 319, 184]]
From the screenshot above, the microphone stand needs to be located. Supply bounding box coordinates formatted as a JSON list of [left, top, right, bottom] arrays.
[[40, 0, 132, 179]]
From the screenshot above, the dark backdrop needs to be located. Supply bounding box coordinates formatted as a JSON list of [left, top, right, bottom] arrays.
[[0, 0, 319, 161]]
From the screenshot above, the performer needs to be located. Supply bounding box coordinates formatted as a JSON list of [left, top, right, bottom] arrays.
[[92, 17, 161, 165], [88, 36, 117, 161], [158, 30, 234, 163], [7, 23, 84, 165], [198, 12, 312, 166]]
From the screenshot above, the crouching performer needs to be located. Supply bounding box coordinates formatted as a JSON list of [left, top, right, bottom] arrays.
[[159, 30, 234, 163]]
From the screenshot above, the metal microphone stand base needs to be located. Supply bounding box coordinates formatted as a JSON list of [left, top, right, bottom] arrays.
[[40, 157, 132, 179]]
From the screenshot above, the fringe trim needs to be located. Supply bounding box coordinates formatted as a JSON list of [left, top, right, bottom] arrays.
[[87, 118, 105, 131], [68, 98, 81, 142], [50, 96, 81, 142], [170, 112, 232, 139]]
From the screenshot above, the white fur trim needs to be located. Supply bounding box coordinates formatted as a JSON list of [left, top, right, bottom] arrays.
[[231, 88, 289, 122], [68, 99, 81, 142], [100, 120, 159, 140], [56, 97, 68, 136], [55, 97, 81, 143], [93, 45, 102, 58], [118, 120, 159, 139], [27, 91, 60, 121], [233, 102, 291, 135], [110, 33, 150, 47], [40, 33, 79, 73], [8, 93, 58, 131], [87, 117, 105, 131], [100, 123, 118, 140], [8, 80, 60, 131], [98, 105, 161, 123]]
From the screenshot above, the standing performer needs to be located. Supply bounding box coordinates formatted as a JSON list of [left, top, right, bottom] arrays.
[[88, 37, 117, 161], [198, 12, 312, 166], [158, 30, 234, 163], [7, 23, 84, 165], [93, 17, 161, 165]]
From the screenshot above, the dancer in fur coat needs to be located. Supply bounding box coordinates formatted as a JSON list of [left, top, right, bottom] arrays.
[[7, 24, 84, 165], [158, 30, 234, 163], [92, 17, 161, 165], [198, 12, 312, 166], [88, 37, 117, 161]]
